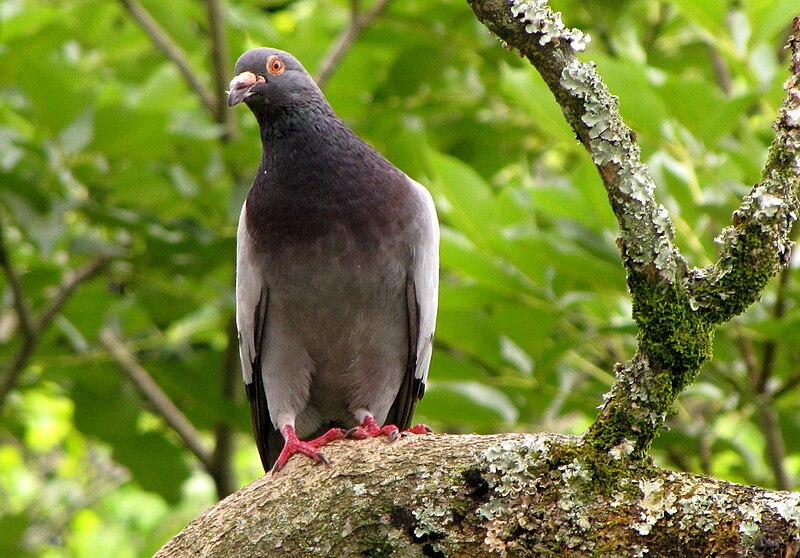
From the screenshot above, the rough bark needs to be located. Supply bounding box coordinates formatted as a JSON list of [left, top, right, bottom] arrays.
[[155, 433, 800, 557]]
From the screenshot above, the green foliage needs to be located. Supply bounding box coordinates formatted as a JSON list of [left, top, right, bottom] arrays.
[[1, 0, 799, 554]]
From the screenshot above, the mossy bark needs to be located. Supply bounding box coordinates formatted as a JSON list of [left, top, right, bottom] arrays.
[[468, 0, 800, 461]]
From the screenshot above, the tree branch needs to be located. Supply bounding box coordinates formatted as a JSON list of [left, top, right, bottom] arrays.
[[755, 402, 792, 490], [35, 256, 110, 333], [155, 433, 800, 557], [0, 224, 34, 340], [469, 0, 691, 458], [745, 243, 795, 489], [467, 1, 800, 459], [118, 0, 219, 119], [471, 1, 683, 283], [208, 316, 240, 499], [758, 258, 794, 391], [205, 0, 234, 138], [99, 327, 214, 470], [774, 370, 800, 400], [688, 17, 800, 325], [314, 0, 393, 89]]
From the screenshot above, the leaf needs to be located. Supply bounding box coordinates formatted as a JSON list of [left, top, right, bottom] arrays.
[[426, 380, 519, 425], [658, 77, 756, 145], [669, 0, 728, 40], [748, 0, 800, 43], [0, 512, 29, 558], [440, 227, 537, 297], [58, 110, 94, 157], [70, 364, 192, 503], [113, 432, 191, 505], [499, 63, 578, 147], [429, 152, 497, 252], [3, 194, 68, 257]]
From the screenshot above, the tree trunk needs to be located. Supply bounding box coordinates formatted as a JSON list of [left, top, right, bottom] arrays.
[[155, 433, 800, 557]]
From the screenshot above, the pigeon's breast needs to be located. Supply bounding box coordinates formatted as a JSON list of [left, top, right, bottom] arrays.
[[244, 171, 429, 362], [245, 160, 426, 253]]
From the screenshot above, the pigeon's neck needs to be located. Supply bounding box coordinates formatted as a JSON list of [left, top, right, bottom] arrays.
[[255, 102, 390, 192], [256, 101, 338, 149], [245, 100, 412, 249]]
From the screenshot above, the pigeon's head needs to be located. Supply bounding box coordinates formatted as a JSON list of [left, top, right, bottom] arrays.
[[227, 48, 322, 115]]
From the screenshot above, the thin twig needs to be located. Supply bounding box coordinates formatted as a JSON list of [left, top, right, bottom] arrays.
[[206, 0, 235, 139], [0, 223, 37, 411], [773, 369, 800, 399], [734, 330, 759, 388], [118, 0, 218, 119], [754, 402, 792, 489], [100, 327, 214, 470], [709, 47, 733, 96], [0, 338, 35, 416], [36, 256, 110, 333], [750, 252, 793, 488], [314, 0, 393, 89], [206, 0, 240, 494], [0, 225, 34, 340], [736, 227, 797, 487], [209, 316, 240, 498], [758, 256, 793, 391]]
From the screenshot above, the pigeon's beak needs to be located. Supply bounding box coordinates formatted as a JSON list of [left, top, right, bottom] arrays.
[[227, 71, 265, 107]]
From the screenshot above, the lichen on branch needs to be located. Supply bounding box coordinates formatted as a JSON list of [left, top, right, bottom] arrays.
[[469, 0, 800, 458], [688, 35, 800, 324], [509, 0, 590, 51], [155, 434, 800, 557]]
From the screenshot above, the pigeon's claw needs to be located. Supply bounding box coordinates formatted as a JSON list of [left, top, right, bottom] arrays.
[[404, 423, 433, 435], [270, 440, 326, 473], [346, 416, 415, 442], [271, 426, 345, 473], [344, 425, 369, 439]]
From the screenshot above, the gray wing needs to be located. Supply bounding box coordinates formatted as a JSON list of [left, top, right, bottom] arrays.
[[387, 177, 439, 428], [236, 201, 282, 470]]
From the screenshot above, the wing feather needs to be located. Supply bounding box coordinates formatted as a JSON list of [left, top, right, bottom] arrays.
[[387, 178, 439, 428], [237, 202, 282, 471]]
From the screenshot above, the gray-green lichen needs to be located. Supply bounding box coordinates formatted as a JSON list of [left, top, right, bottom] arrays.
[[685, 45, 800, 324], [632, 478, 677, 535], [559, 58, 683, 284], [479, 434, 608, 555], [479, 437, 800, 556], [762, 491, 800, 529], [608, 438, 636, 460], [510, 0, 590, 51]]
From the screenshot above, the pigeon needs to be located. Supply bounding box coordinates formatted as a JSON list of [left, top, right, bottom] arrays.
[[228, 48, 439, 473]]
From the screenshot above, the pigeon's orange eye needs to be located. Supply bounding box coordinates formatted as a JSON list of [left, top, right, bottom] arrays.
[[266, 55, 285, 75]]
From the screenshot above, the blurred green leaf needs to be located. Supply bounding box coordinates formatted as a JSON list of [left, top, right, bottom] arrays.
[[0, 512, 29, 558]]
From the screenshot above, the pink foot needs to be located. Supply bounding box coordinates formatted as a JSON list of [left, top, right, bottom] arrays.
[[405, 423, 433, 435], [346, 416, 433, 442], [272, 425, 345, 473]]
